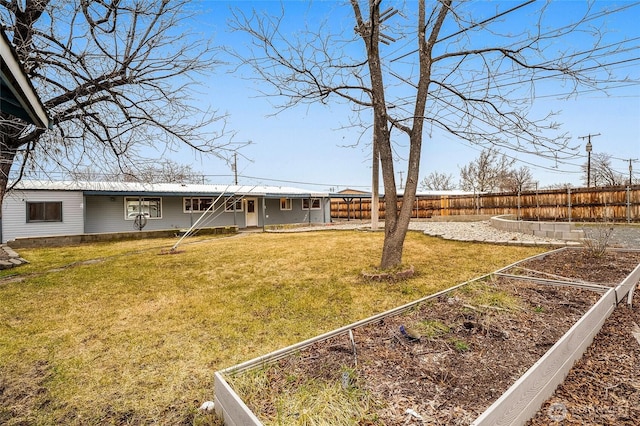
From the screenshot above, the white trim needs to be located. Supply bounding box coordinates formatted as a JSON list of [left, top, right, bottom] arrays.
[[1, 31, 50, 128], [279, 198, 292, 211], [224, 197, 244, 212], [124, 197, 162, 220], [183, 196, 213, 213], [302, 198, 321, 210]]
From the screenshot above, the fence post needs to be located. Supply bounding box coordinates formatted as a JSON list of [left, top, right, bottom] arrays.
[[627, 186, 631, 223], [517, 191, 521, 220], [536, 184, 540, 221], [567, 187, 572, 223]]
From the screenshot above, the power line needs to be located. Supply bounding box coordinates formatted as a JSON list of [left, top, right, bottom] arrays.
[[390, 1, 640, 65], [390, 0, 537, 63]]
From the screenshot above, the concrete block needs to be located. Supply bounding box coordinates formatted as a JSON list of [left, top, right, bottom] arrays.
[[554, 223, 572, 232], [540, 223, 556, 232], [4, 248, 20, 258], [528, 222, 541, 232], [563, 231, 585, 241]]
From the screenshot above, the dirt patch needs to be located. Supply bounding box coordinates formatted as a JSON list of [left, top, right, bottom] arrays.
[[0, 360, 54, 423], [511, 249, 640, 285], [227, 249, 640, 425], [527, 290, 640, 426]]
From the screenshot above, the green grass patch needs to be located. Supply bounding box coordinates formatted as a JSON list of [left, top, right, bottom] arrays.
[[415, 319, 452, 339], [450, 338, 471, 353], [458, 279, 523, 311], [0, 230, 545, 424], [229, 365, 383, 425]]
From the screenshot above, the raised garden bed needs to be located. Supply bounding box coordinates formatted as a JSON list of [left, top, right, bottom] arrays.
[[527, 290, 640, 425], [215, 248, 640, 425]]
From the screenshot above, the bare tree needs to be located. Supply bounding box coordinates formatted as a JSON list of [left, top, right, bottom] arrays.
[[0, 1, 235, 209], [546, 182, 573, 190], [420, 171, 456, 191], [459, 149, 514, 193], [70, 159, 204, 184], [582, 152, 626, 187], [500, 166, 535, 193], [229, 1, 633, 270]]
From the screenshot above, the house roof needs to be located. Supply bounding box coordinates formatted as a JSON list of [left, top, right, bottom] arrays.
[[337, 188, 371, 195], [0, 30, 50, 129], [11, 180, 329, 198]]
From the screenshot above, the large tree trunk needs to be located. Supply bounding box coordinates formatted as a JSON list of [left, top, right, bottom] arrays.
[[376, 0, 448, 270]]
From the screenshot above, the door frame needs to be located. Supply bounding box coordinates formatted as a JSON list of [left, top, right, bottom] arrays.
[[245, 197, 258, 227]]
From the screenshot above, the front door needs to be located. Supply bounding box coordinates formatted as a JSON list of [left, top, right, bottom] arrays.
[[245, 198, 258, 227]]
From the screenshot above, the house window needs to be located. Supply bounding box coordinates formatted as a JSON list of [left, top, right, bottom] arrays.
[[280, 198, 292, 210], [225, 197, 243, 212], [302, 198, 321, 210], [184, 197, 213, 213], [125, 197, 162, 219], [26, 201, 62, 222]]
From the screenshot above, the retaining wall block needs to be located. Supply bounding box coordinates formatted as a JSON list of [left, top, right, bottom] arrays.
[[539, 223, 556, 232]]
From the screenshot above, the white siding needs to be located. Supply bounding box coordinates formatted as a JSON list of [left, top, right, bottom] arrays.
[[2, 189, 85, 243]]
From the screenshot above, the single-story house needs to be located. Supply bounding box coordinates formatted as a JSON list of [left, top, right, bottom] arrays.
[[1, 180, 331, 244]]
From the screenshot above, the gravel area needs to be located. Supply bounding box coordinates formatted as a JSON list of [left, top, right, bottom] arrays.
[[272, 220, 574, 247], [271, 220, 640, 249], [409, 221, 570, 246], [578, 224, 640, 249]]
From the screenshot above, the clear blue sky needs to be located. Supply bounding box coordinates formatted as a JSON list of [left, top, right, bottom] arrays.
[[171, 1, 640, 191]]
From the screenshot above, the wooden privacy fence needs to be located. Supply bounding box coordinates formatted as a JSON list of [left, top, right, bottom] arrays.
[[331, 185, 640, 222]]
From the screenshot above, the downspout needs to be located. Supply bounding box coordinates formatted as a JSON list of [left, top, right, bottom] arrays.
[[262, 197, 266, 231], [83, 195, 87, 234], [323, 197, 327, 223], [190, 197, 194, 227], [233, 197, 237, 226]]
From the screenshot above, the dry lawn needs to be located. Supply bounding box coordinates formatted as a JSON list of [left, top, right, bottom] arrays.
[[0, 230, 545, 425]]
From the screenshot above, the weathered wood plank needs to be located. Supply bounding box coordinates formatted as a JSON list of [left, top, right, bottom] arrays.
[[330, 186, 640, 221]]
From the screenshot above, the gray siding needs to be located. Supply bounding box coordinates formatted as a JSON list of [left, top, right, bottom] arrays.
[[2, 189, 84, 243], [263, 198, 330, 225], [84, 195, 246, 234], [2, 192, 331, 242]]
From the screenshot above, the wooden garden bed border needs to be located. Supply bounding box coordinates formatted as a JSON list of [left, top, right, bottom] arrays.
[[214, 248, 640, 426]]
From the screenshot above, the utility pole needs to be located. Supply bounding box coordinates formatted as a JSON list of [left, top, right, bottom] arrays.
[[233, 152, 238, 185], [578, 133, 600, 187], [629, 159, 638, 187]]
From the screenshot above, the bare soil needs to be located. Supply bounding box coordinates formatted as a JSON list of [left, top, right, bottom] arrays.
[[527, 290, 640, 426], [234, 249, 640, 425]]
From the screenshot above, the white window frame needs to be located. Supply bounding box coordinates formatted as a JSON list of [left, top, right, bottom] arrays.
[[183, 197, 213, 213], [124, 197, 162, 220], [225, 197, 244, 212], [280, 198, 292, 211], [302, 198, 321, 210]]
